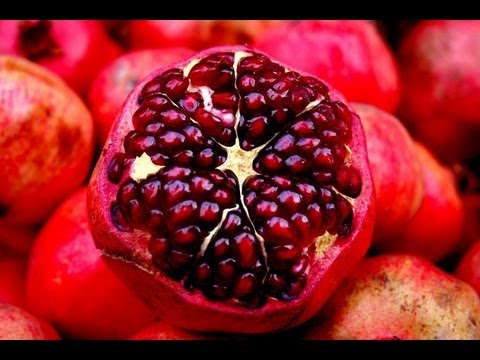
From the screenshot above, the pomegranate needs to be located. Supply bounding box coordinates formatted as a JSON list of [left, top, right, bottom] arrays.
[[0, 256, 27, 308], [455, 194, 480, 257], [0, 20, 122, 96], [89, 48, 195, 146], [375, 143, 464, 262], [26, 188, 155, 340], [304, 255, 480, 340], [457, 241, 480, 297], [127, 20, 280, 51], [88, 46, 375, 333], [0, 56, 93, 227], [0, 223, 37, 255], [254, 20, 400, 113], [398, 20, 480, 162], [352, 103, 423, 244], [129, 322, 210, 340], [0, 303, 59, 340]]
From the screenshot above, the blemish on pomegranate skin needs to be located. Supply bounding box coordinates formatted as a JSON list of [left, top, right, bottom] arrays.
[[57, 123, 82, 158]]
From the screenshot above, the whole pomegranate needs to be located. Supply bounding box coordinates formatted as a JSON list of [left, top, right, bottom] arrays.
[[0, 223, 36, 255], [126, 20, 280, 51], [456, 241, 480, 297], [129, 322, 210, 340], [26, 188, 155, 340], [0, 20, 122, 96], [304, 255, 480, 340], [254, 20, 400, 113], [457, 194, 480, 256], [375, 143, 463, 262], [89, 48, 195, 146], [352, 103, 423, 243], [0, 56, 93, 228], [88, 46, 375, 333], [0, 256, 27, 308], [398, 20, 480, 162], [0, 303, 59, 340]]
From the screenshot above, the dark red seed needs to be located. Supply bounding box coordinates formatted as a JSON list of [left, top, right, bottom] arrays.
[[191, 176, 214, 196], [254, 200, 279, 219], [195, 262, 212, 284], [199, 201, 221, 224], [271, 176, 292, 189], [161, 75, 189, 100], [259, 152, 283, 172], [172, 150, 194, 164], [307, 203, 322, 229], [128, 199, 145, 224], [282, 276, 306, 300], [232, 232, 257, 269], [169, 249, 195, 269], [264, 217, 294, 242], [212, 188, 235, 207], [107, 153, 125, 184], [148, 237, 170, 260], [147, 209, 163, 229], [335, 166, 362, 198], [223, 212, 243, 234], [150, 152, 168, 165], [237, 74, 257, 95], [243, 92, 266, 114], [145, 122, 164, 135], [291, 119, 315, 136], [313, 171, 333, 184], [213, 237, 230, 259], [271, 108, 290, 125], [188, 62, 218, 87], [273, 134, 295, 154], [212, 92, 238, 109], [111, 204, 131, 232], [216, 258, 236, 285], [172, 226, 201, 247], [132, 106, 157, 130], [196, 148, 216, 168], [183, 125, 205, 145], [117, 181, 137, 206], [179, 93, 202, 114], [270, 244, 300, 264], [285, 155, 308, 174], [210, 284, 229, 299], [160, 109, 188, 128], [290, 254, 309, 276], [144, 94, 170, 110], [265, 272, 286, 293], [277, 190, 302, 211], [318, 187, 334, 203], [296, 137, 320, 154], [238, 55, 268, 73], [246, 116, 268, 138], [163, 179, 190, 206], [167, 200, 197, 229], [291, 213, 310, 240], [233, 273, 257, 298], [140, 178, 162, 207], [296, 182, 317, 203]]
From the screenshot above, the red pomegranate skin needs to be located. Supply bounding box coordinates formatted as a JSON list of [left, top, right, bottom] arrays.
[[398, 20, 480, 162], [0, 256, 27, 308], [375, 143, 464, 262], [0, 223, 37, 256], [0, 303, 60, 340], [0, 56, 94, 227], [89, 48, 195, 147], [0, 20, 123, 96], [304, 254, 480, 340], [127, 20, 281, 51], [88, 46, 375, 334], [352, 103, 423, 244], [129, 321, 211, 340], [254, 20, 400, 113], [456, 241, 480, 297], [26, 188, 155, 340], [456, 194, 480, 256]]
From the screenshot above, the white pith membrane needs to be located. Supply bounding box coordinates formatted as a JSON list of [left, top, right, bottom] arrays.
[[127, 50, 356, 301]]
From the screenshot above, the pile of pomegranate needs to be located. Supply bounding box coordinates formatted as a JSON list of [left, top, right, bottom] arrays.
[[0, 19, 479, 340]]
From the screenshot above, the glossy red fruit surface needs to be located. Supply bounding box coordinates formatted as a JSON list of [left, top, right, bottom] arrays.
[[0, 56, 93, 228], [456, 241, 480, 297], [304, 255, 480, 340], [88, 46, 374, 334], [398, 20, 480, 162], [26, 188, 155, 340], [254, 20, 400, 113], [89, 48, 195, 146], [0, 20, 122, 96]]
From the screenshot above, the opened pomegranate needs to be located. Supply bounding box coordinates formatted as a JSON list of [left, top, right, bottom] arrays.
[[89, 48, 195, 146], [0, 56, 93, 228], [0, 20, 122, 96], [88, 46, 374, 333], [0, 303, 59, 340]]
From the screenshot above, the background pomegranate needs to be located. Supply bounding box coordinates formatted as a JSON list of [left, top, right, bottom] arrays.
[[129, 321, 211, 340], [0, 20, 122, 96], [398, 20, 480, 162], [0, 255, 27, 308], [303, 254, 480, 340], [352, 103, 423, 244], [375, 143, 464, 262], [89, 47, 195, 147], [0, 56, 93, 228], [456, 241, 480, 297], [88, 46, 375, 333], [26, 188, 155, 340], [0, 223, 37, 256], [254, 20, 401, 113], [0, 303, 59, 340]]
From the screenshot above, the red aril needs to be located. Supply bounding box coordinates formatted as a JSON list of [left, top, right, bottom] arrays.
[[26, 188, 155, 340], [88, 46, 375, 333], [0, 20, 122, 96]]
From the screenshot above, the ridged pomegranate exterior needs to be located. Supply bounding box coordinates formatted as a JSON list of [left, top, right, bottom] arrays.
[[88, 46, 374, 334]]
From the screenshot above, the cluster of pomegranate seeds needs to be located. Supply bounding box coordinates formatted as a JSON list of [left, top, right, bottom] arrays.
[[106, 51, 362, 308]]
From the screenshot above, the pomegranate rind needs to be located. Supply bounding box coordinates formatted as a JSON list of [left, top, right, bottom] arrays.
[[88, 46, 374, 334]]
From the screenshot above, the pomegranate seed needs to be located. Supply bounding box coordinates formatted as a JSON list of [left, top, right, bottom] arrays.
[[107, 153, 125, 184]]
